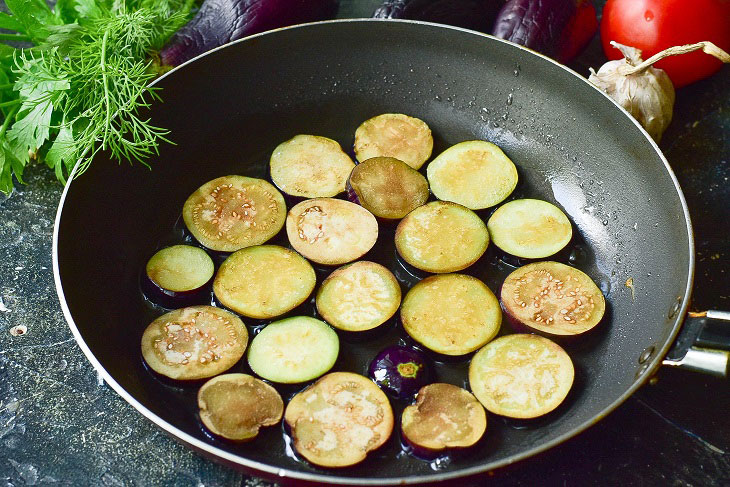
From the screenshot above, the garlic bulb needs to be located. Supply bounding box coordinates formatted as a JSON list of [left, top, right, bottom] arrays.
[[589, 42, 674, 142], [589, 40, 730, 143]]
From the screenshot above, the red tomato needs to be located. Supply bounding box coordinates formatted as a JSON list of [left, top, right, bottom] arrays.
[[600, 0, 730, 87]]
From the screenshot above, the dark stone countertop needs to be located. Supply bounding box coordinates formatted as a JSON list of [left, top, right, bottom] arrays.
[[1, 1, 728, 486]]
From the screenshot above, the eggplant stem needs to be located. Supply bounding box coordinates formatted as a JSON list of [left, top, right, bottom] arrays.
[[618, 41, 730, 76]]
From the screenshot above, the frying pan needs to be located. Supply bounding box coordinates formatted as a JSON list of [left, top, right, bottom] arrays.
[[52, 20, 729, 485]]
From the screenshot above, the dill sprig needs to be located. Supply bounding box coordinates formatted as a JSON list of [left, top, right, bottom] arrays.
[[0, 0, 196, 193]]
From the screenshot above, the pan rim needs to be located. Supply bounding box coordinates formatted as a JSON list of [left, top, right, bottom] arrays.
[[52, 18, 695, 485]]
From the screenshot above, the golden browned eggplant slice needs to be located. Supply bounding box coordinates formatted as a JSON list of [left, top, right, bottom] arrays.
[[401, 383, 486, 453], [284, 372, 394, 467], [316, 261, 401, 332], [183, 175, 286, 252], [286, 198, 378, 266], [270, 135, 355, 198], [198, 373, 283, 441], [347, 156, 429, 220], [427, 140, 518, 210], [401, 274, 501, 356], [501, 261, 606, 336], [469, 334, 574, 419], [395, 201, 489, 274], [354, 113, 433, 170], [487, 198, 573, 259], [214, 245, 316, 319], [141, 306, 248, 380]]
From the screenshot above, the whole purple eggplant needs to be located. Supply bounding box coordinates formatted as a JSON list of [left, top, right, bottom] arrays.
[[373, 0, 501, 32], [492, 0, 598, 62], [492, 0, 574, 58], [160, 0, 339, 67]]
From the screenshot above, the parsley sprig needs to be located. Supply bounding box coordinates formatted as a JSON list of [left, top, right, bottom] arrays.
[[0, 0, 195, 194]]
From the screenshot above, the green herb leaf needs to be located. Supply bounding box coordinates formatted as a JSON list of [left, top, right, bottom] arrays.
[[0, 12, 26, 34], [7, 53, 70, 164], [74, 0, 106, 20], [0, 145, 13, 193], [45, 120, 76, 178], [0, 43, 17, 62], [0, 103, 21, 192], [7, 104, 52, 162], [6, 140, 24, 183], [53, 0, 84, 24], [0, 0, 198, 195], [5, 0, 60, 42], [0, 68, 16, 118], [44, 23, 82, 51]]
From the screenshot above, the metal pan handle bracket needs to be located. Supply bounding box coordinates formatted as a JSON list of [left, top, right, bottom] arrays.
[[663, 311, 730, 378], [663, 347, 730, 377]]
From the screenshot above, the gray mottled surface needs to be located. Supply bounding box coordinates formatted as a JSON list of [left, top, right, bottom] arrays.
[[0, 165, 254, 486], [2, 0, 730, 486]]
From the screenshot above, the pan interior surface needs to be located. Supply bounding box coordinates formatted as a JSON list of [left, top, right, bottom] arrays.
[[55, 21, 692, 484]]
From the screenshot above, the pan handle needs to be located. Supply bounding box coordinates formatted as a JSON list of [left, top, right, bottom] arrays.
[[662, 311, 730, 377]]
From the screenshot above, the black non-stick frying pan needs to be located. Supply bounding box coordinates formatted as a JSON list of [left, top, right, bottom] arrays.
[[52, 20, 729, 485]]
